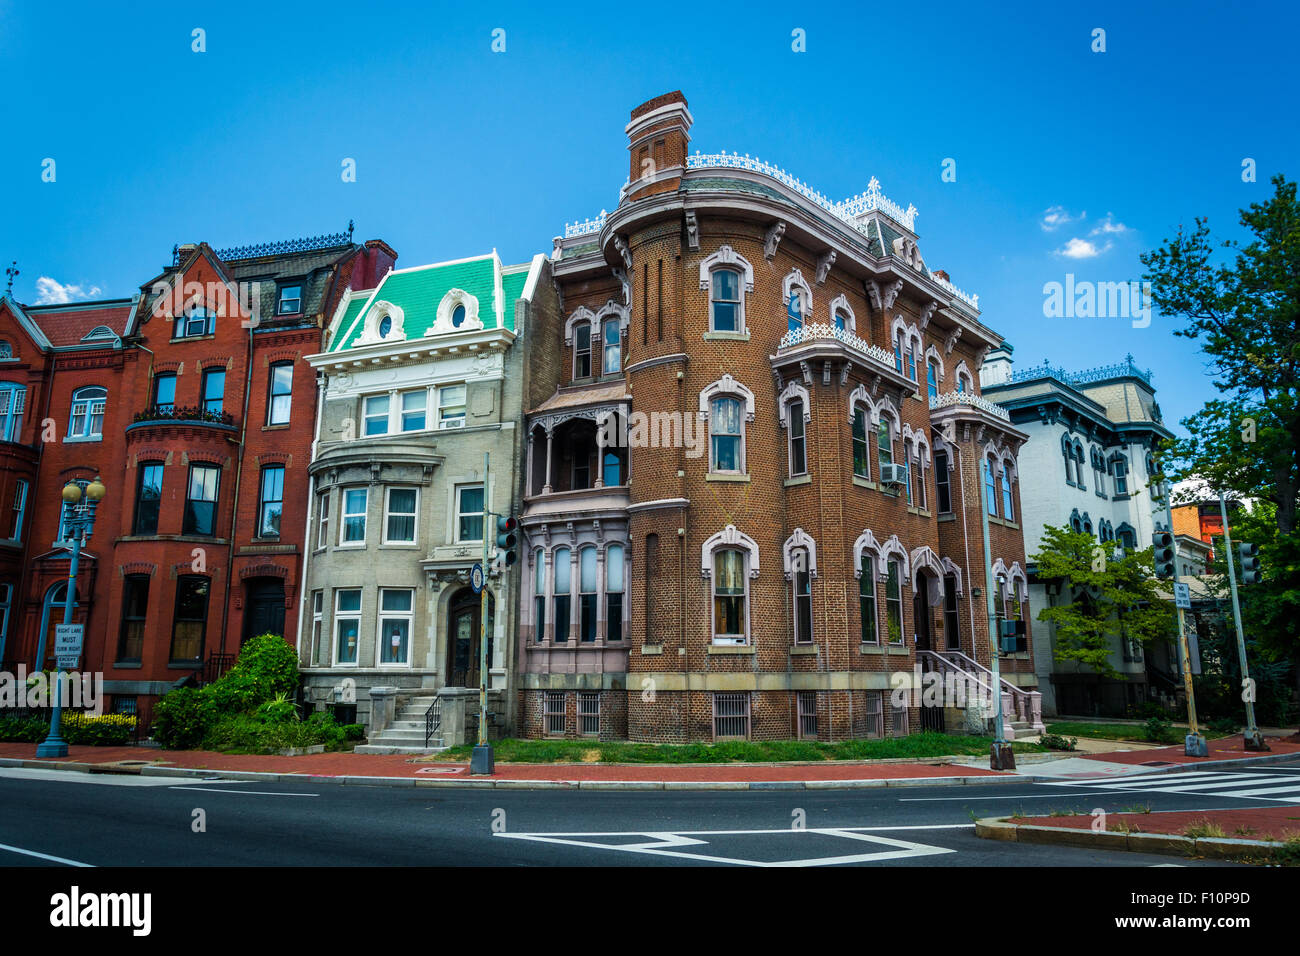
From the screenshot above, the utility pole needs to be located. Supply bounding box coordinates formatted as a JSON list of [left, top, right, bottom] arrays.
[[979, 459, 1014, 770], [471, 451, 495, 775], [1160, 491, 1208, 757], [1218, 492, 1268, 750]]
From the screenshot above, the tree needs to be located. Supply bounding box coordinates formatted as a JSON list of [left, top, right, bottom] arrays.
[[1140, 174, 1300, 536], [1032, 525, 1175, 678]]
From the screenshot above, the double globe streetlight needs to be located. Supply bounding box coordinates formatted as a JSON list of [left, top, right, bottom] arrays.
[[36, 476, 106, 758]]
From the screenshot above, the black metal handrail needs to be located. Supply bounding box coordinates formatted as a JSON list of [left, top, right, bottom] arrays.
[[425, 697, 442, 749]]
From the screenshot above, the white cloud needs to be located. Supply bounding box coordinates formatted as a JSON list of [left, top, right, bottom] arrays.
[[1040, 206, 1085, 231], [34, 276, 103, 305], [1090, 213, 1130, 236], [1055, 237, 1112, 259]]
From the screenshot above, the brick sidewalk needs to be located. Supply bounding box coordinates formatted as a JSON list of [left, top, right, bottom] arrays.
[[0, 742, 1008, 782], [1079, 733, 1300, 765], [1013, 806, 1300, 841]]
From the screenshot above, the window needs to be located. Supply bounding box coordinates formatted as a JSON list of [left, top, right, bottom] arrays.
[[457, 485, 484, 541], [935, 451, 951, 513], [877, 419, 894, 470], [903, 439, 914, 504], [545, 691, 566, 735], [277, 284, 302, 315], [9, 479, 29, 540], [579, 692, 600, 736], [553, 547, 571, 643], [833, 309, 848, 332], [606, 544, 624, 642], [602, 451, 622, 487], [385, 488, 417, 543], [573, 449, 590, 489], [786, 287, 803, 334], [335, 589, 361, 664], [712, 548, 748, 644], [942, 574, 960, 650], [170, 576, 209, 663], [183, 464, 220, 536], [884, 559, 904, 645], [451, 304, 467, 328], [316, 491, 330, 548], [117, 575, 149, 663], [401, 390, 426, 431], [153, 373, 176, 414], [1112, 455, 1129, 495], [202, 368, 225, 415], [859, 555, 878, 644], [134, 463, 163, 535], [579, 546, 597, 643], [67, 386, 106, 439], [364, 395, 390, 436], [341, 488, 367, 544], [984, 456, 998, 516], [995, 575, 1007, 652], [710, 396, 743, 473], [378, 589, 413, 665], [793, 549, 812, 644], [1073, 442, 1086, 490], [0, 583, 11, 662], [574, 323, 592, 378], [534, 551, 547, 643], [1118, 525, 1137, 551], [179, 306, 215, 338], [602, 317, 621, 374], [267, 363, 293, 425], [926, 360, 939, 399], [713, 692, 750, 739], [865, 692, 884, 738], [437, 384, 466, 428], [378, 315, 392, 338], [710, 268, 741, 332], [912, 443, 926, 510], [0, 384, 25, 441], [1062, 436, 1075, 484], [258, 465, 284, 538], [852, 406, 870, 479], [311, 590, 324, 665], [788, 399, 806, 477], [797, 691, 817, 739], [1001, 464, 1015, 521], [893, 334, 903, 373], [957, 372, 971, 393]]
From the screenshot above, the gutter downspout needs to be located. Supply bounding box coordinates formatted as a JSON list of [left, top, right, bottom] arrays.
[[219, 322, 255, 657], [294, 365, 326, 668]]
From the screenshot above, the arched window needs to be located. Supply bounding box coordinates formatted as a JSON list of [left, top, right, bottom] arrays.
[[884, 559, 904, 645], [1111, 454, 1130, 495], [833, 308, 848, 332], [37, 581, 80, 670], [1082, 512, 1093, 537], [710, 268, 742, 332], [1073, 441, 1086, 490], [606, 543, 625, 642], [451, 304, 466, 328], [1117, 523, 1137, 550], [602, 450, 622, 487], [68, 386, 106, 439], [1070, 510, 1083, 534], [602, 316, 621, 374], [579, 546, 598, 643], [984, 454, 999, 516], [926, 360, 939, 399], [712, 548, 749, 644], [0, 340, 12, 359], [573, 322, 592, 379], [533, 550, 547, 643], [0, 383, 26, 442], [956, 371, 970, 393], [1062, 434, 1075, 484], [1000, 460, 1015, 520], [877, 416, 895, 474], [792, 547, 812, 644], [851, 402, 870, 479], [859, 553, 878, 644], [787, 398, 806, 477], [553, 547, 571, 643], [903, 438, 915, 504], [710, 396, 743, 474]]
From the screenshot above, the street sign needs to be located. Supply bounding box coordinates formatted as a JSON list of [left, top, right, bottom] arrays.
[[1173, 582, 1191, 610], [470, 563, 485, 594], [54, 623, 84, 670]]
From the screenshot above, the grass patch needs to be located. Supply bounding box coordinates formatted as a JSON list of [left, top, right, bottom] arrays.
[[1117, 802, 1153, 814], [1108, 821, 1141, 834], [1045, 721, 1230, 742], [432, 732, 1048, 764], [1182, 819, 1226, 839]]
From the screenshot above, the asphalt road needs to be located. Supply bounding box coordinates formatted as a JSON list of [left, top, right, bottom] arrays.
[[4, 761, 1298, 866]]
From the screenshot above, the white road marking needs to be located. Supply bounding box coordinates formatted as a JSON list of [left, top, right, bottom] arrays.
[[0, 841, 94, 867], [0, 767, 210, 788], [495, 826, 956, 866], [171, 786, 319, 797], [899, 791, 1122, 802], [1039, 770, 1300, 802]]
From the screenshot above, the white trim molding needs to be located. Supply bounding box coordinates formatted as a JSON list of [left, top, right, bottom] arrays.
[[430, 288, 483, 335], [698, 373, 756, 422], [698, 245, 755, 293], [827, 293, 856, 335], [777, 379, 811, 429], [701, 525, 761, 578], [782, 528, 818, 581], [782, 268, 813, 320], [924, 343, 945, 380], [563, 305, 596, 347], [940, 556, 964, 595], [910, 545, 945, 606]]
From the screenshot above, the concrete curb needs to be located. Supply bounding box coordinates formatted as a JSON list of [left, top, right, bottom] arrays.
[[974, 817, 1296, 862]]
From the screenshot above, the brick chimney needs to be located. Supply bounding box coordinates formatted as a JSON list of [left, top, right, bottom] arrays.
[[933, 269, 950, 283], [625, 91, 692, 199]]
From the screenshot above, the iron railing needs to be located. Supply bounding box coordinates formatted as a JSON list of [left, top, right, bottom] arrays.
[[424, 697, 442, 749]]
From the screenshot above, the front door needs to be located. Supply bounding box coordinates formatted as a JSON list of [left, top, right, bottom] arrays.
[[447, 588, 494, 688], [913, 585, 932, 652], [244, 579, 285, 643]]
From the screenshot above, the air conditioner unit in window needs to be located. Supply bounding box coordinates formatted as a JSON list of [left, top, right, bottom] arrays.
[[439, 419, 465, 429], [879, 463, 907, 488]]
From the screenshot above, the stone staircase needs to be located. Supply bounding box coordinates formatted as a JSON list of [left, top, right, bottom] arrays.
[[354, 694, 445, 755], [918, 650, 1046, 740]]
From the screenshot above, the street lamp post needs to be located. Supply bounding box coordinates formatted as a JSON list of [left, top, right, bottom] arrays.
[[36, 476, 106, 758], [1217, 491, 1267, 751]]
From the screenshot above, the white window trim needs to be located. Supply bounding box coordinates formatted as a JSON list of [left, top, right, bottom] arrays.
[[316, 490, 330, 550], [376, 588, 415, 667], [332, 588, 363, 666], [429, 288, 483, 335], [67, 386, 107, 440], [383, 486, 419, 545], [709, 547, 752, 646], [9, 478, 28, 542], [436, 383, 467, 430], [363, 393, 392, 436], [699, 245, 754, 333], [827, 293, 856, 334], [339, 486, 368, 548], [782, 268, 814, 325], [782, 528, 818, 580], [455, 483, 485, 543]]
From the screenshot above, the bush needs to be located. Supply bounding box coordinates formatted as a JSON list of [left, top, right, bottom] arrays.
[[1040, 733, 1078, 751], [341, 724, 365, 742], [0, 714, 49, 742], [1208, 716, 1240, 736], [203, 709, 348, 754], [253, 692, 298, 725], [151, 687, 217, 750], [1143, 716, 1177, 744], [62, 712, 135, 746], [206, 634, 299, 713]]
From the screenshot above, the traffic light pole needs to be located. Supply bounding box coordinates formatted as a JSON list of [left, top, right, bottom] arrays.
[[1218, 492, 1267, 750], [1159, 500, 1207, 758], [471, 451, 495, 775]]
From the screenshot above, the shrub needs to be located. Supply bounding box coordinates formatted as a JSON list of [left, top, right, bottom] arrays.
[[151, 687, 217, 750], [1208, 717, 1239, 736], [206, 634, 299, 713], [1040, 733, 1078, 751], [1143, 716, 1177, 744], [0, 714, 49, 742], [62, 712, 135, 746], [202, 709, 347, 754], [253, 691, 298, 725], [341, 723, 365, 742]]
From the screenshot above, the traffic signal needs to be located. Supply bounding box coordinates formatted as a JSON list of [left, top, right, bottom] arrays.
[[1238, 542, 1261, 584], [1152, 531, 1175, 579], [495, 515, 518, 567]]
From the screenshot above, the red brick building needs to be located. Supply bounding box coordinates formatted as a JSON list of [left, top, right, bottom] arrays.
[[517, 92, 1041, 742], [0, 228, 395, 720]]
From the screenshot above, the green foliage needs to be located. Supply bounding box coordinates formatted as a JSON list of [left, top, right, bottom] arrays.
[[1143, 716, 1177, 743], [0, 714, 49, 742], [61, 712, 135, 746], [1040, 733, 1078, 751], [151, 687, 217, 750], [1031, 524, 1175, 677], [202, 709, 348, 754], [206, 634, 299, 713], [253, 691, 298, 725]]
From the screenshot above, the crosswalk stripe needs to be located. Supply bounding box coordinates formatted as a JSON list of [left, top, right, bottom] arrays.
[[1081, 774, 1300, 793], [1208, 784, 1300, 802]]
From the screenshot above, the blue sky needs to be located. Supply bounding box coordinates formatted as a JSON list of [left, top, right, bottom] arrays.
[[2, 0, 1296, 434]]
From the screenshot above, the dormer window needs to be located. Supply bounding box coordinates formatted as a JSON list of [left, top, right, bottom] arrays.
[[277, 284, 302, 315], [378, 315, 392, 338], [178, 305, 215, 338], [452, 305, 466, 328]]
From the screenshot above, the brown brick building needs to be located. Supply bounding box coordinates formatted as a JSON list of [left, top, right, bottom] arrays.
[[517, 92, 1042, 742]]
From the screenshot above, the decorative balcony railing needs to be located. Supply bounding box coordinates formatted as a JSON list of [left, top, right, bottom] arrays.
[[926, 270, 979, 311], [777, 323, 898, 370], [1010, 353, 1153, 386], [928, 390, 1011, 421], [131, 405, 236, 427], [563, 210, 608, 239]]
